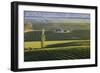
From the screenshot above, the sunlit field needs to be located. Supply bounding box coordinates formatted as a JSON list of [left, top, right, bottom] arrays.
[[24, 40, 89, 49]]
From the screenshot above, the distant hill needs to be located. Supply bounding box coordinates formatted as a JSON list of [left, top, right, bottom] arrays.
[[24, 19, 90, 31]]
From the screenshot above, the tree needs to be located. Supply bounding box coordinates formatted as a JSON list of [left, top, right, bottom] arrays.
[[41, 28, 46, 48]]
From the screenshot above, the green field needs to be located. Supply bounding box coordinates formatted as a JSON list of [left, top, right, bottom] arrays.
[[24, 40, 89, 48], [24, 30, 90, 41], [24, 40, 90, 61]]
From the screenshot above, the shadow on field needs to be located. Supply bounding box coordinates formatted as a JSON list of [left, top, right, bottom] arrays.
[[45, 41, 90, 48]]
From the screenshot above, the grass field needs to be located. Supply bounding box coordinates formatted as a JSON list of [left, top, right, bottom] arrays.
[[24, 40, 89, 49], [24, 30, 90, 41], [24, 40, 90, 61]]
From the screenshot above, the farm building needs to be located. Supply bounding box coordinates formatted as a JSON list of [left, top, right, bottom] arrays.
[[54, 28, 71, 33]]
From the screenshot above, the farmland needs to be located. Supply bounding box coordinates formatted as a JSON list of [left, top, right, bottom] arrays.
[[24, 29, 90, 61], [24, 47, 90, 61], [24, 40, 90, 61], [24, 30, 90, 41], [24, 40, 89, 49], [24, 11, 90, 62]]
